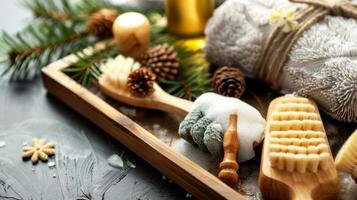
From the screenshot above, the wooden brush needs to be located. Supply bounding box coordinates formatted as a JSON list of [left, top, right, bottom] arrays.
[[259, 95, 339, 200], [335, 129, 357, 183], [98, 78, 192, 116], [218, 113, 239, 187]]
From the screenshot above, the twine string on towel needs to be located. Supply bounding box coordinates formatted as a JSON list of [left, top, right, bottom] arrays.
[[253, 0, 357, 90]]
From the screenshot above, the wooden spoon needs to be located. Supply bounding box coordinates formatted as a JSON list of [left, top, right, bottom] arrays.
[[98, 78, 193, 116]]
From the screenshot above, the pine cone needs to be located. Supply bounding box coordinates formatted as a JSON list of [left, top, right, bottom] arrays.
[[127, 67, 156, 96], [140, 43, 179, 80], [212, 67, 246, 98], [87, 8, 119, 38]]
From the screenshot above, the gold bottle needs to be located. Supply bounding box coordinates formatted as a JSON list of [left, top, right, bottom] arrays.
[[165, 0, 215, 36]]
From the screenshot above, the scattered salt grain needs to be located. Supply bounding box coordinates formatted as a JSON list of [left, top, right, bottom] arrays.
[[162, 175, 166, 180], [107, 154, 124, 169], [0, 141, 5, 148], [185, 193, 192, 198], [153, 124, 160, 130], [119, 106, 136, 116], [52, 173, 56, 178], [168, 179, 172, 183], [48, 161, 56, 168], [22, 142, 28, 146], [126, 160, 136, 168]]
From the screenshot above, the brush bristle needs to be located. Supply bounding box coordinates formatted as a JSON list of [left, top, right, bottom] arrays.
[[335, 129, 357, 173], [268, 96, 333, 173]]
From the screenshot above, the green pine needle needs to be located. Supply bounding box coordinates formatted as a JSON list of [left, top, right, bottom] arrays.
[[66, 27, 212, 100], [157, 41, 213, 100], [0, 0, 165, 80], [0, 19, 91, 80], [63, 43, 117, 86], [22, 0, 111, 21], [1, 0, 211, 100]]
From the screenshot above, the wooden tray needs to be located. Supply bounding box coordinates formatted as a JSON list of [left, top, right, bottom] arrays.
[[41, 41, 277, 200]]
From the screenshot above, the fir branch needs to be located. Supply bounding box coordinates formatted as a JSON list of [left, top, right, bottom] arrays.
[[158, 44, 213, 100], [64, 25, 212, 100], [1, 0, 165, 80], [0, 20, 92, 80], [3, 0, 202, 100], [147, 31, 213, 100], [63, 44, 117, 86], [23, 0, 163, 22], [22, 0, 111, 21]]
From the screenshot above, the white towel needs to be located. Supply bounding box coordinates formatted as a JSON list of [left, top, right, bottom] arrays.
[[204, 0, 357, 122]]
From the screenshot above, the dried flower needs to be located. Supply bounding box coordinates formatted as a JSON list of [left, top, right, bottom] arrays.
[[269, 8, 299, 32], [23, 138, 55, 163]]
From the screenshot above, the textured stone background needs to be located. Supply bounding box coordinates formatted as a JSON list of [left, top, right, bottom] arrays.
[[0, 1, 189, 199], [0, 0, 356, 199]]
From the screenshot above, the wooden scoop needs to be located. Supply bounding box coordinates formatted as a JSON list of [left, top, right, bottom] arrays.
[[259, 96, 339, 200], [218, 113, 239, 187], [98, 78, 193, 116]]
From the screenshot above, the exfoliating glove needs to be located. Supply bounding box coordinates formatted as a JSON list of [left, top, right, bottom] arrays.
[[205, 0, 357, 122], [179, 93, 266, 162]]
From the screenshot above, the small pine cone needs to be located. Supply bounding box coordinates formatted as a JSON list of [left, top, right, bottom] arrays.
[[140, 43, 179, 80], [87, 8, 119, 38], [212, 66, 246, 98], [127, 67, 156, 96]]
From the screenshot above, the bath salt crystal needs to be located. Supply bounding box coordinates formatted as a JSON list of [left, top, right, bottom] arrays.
[[48, 161, 56, 168], [157, 129, 168, 136], [119, 106, 136, 116], [153, 124, 160, 130], [126, 160, 136, 168], [107, 154, 124, 169], [0, 141, 5, 148]]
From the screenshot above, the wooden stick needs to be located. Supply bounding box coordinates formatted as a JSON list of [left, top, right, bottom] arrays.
[[218, 113, 239, 187]]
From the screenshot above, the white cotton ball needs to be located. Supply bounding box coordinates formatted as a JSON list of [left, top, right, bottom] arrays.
[[192, 93, 266, 162]]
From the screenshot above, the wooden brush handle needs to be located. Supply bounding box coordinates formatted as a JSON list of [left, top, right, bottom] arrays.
[[218, 113, 239, 187], [98, 80, 192, 116], [259, 96, 339, 200], [352, 166, 357, 183]]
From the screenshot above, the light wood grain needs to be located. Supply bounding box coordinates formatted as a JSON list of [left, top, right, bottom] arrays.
[[98, 78, 192, 116], [259, 97, 339, 200], [41, 44, 246, 200], [218, 114, 239, 187]]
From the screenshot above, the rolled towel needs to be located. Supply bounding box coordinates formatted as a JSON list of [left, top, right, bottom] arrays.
[[205, 0, 357, 122]]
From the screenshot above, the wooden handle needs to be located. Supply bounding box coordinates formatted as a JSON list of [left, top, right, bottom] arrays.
[[154, 86, 193, 116], [259, 96, 339, 200], [218, 113, 239, 187], [352, 166, 357, 183], [98, 79, 192, 116]]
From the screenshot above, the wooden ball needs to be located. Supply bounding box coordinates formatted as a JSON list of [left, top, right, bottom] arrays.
[[112, 12, 150, 58]]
